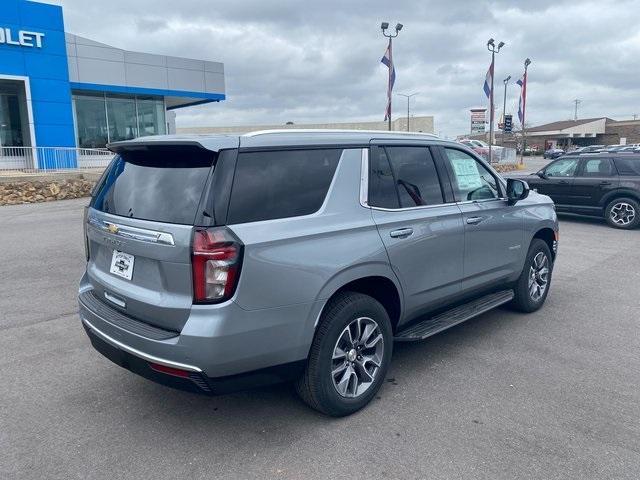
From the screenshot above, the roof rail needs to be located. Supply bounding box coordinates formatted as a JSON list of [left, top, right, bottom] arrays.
[[242, 129, 439, 138]]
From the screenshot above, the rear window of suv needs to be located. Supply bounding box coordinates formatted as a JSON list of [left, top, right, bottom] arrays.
[[92, 146, 215, 225], [614, 157, 640, 175], [227, 149, 342, 224]]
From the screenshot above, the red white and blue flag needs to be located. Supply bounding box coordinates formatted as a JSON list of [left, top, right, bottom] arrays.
[[381, 39, 395, 121], [483, 59, 494, 101], [516, 70, 528, 125]]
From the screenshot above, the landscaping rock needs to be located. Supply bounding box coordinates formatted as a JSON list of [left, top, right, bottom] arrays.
[[0, 178, 96, 206]]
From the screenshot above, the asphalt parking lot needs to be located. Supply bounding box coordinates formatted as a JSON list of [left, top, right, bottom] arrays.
[[1, 198, 639, 480]]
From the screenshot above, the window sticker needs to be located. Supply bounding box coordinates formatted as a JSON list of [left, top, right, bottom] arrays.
[[450, 157, 482, 190]]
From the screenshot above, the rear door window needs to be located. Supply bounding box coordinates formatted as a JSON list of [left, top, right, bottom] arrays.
[[614, 157, 640, 175], [92, 146, 215, 225], [368, 146, 445, 208], [580, 158, 614, 176], [227, 149, 342, 224]]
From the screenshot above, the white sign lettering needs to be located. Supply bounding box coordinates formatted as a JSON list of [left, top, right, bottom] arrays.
[[0, 28, 45, 48]]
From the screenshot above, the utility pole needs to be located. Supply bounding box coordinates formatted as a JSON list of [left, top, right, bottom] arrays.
[[573, 99, 581, 120], [396, 92, 419, 131], [502, 75, 511, 145], [381, 22, 403, 131], [486, 38, 505, 163]]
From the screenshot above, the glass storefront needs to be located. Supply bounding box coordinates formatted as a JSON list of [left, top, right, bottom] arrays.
[[0, 80, 30, 147], [73, 92, 166, 148]]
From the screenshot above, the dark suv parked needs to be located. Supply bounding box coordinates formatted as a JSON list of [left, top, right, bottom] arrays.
[[521, 153, 640, 229]]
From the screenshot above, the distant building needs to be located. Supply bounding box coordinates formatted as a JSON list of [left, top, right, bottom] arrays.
[[178, 116, 435, 135], [464, 117, 640, 150]]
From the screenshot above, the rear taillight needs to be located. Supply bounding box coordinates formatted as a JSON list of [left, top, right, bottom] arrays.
[[192, 227, 243, 303], [83, 206, 90, 260]]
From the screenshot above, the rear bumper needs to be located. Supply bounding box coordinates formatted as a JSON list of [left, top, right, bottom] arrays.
[[79, 276, 323, 392], [83, 321, 305, 394]]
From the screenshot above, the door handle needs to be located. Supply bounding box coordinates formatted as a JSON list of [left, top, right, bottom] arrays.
[[599, 181, 612, 186], [466, 216, 485, 225], [559, 180, 569, 184], [390, 228, 413, 238]]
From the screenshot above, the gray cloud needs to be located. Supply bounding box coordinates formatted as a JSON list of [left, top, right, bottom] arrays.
[[60, 0, 640, 137]]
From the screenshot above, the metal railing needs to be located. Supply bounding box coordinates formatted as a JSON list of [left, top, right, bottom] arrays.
[[0, 146, 115, 174], [480, 147, 517, 164]]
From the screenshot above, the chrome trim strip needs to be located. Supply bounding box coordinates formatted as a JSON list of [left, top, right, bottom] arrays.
[[88, 216, 175, 246], [243, 129, 438, 138], [370, 203, 458, 213], [360, 148, 369, 208], [81, 317, 202, 373]]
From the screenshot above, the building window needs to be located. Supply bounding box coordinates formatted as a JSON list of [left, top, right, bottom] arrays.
[[75, 95, 109, 149], [73, 92, 166, 148], [137, 97, 166, 137], [106, 95, 137, 143]]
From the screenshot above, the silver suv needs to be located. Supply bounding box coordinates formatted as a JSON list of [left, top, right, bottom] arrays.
[[79, 130, 558, 416]]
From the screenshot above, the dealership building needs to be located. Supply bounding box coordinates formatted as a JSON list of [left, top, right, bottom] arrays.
[[0, 0, 225, 168]]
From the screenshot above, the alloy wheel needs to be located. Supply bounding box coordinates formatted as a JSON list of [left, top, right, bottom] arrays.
[[610, 202, 636, 226], [331, 317, 384, 398], [528, 251, 550, 302]]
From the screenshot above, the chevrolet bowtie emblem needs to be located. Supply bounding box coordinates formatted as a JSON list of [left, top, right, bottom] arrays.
[[107, 224, 119, 234]]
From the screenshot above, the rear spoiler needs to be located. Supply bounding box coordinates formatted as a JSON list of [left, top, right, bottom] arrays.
[[107, 136, 239, 154]]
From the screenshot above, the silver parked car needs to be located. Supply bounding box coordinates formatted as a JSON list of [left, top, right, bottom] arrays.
[[79, 130, 559, 416]]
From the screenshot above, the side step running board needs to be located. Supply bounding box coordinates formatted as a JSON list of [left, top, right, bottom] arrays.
[[394, 290, 514, 342]]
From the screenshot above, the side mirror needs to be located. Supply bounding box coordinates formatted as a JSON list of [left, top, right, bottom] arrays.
[[506, 178, 530, 205], [537, 170, 547, 179]]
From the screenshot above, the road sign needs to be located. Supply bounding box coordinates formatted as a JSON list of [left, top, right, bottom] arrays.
[[470, 108, 486, 134]]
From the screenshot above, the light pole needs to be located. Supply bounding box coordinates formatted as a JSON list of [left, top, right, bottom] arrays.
[[502, 75, 511, 145], [573, 98, 581, 120], [396, 92, 419, 131], [486, 38, 505, 163], [381, 22, 403, 131], [520, 58, 531, 164]]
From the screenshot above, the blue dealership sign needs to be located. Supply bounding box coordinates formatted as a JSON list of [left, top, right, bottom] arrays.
[[0, 0, 76, 167]]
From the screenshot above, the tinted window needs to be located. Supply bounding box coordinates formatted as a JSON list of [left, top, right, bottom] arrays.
[[386, 147, 443, 207], [92, 147, 214, 224], [369, 147, 400, 208], [227, 149, 341, 224], [444, 148, 499, 201], [581, 158, 614, 176], [545, 158, 579, 177], [614, 157, 640, 175]]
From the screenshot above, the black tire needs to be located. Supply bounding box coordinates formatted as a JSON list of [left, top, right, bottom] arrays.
[[295, 291, 393, 417], [510, 239, 553, 313], [604, 197, 640, 230]]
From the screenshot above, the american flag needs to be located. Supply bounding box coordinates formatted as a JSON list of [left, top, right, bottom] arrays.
[[516, 70, 527, 125], [381, 39, 395, 121], [483, 59, 494, 101]]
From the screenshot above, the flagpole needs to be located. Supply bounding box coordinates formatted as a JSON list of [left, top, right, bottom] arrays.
[[388, 37, 392, 131], [489, 51, 495, 163], [381, 22, 403, 131], [486, 39, 504, 164], [520, 58, 531, 165]]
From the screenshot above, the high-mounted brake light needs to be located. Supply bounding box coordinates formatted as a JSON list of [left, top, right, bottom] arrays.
[[192, 228, 243, 303]]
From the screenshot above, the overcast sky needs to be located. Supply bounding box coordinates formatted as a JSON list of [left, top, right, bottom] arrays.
[[58, 0, 640, 137]]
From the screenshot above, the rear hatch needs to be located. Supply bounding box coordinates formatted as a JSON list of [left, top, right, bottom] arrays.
[[85, 145, 217, 332]]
